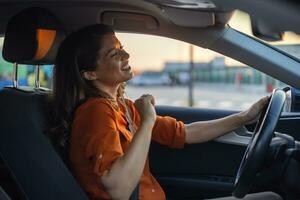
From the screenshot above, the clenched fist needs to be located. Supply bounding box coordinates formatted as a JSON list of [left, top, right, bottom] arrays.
[[134, 94, 156, 125]]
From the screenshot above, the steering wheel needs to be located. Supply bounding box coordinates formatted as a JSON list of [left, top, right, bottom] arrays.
[[232, 89, 286, 198]]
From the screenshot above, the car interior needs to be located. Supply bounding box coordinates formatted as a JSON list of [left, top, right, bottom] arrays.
[[0, 1, 300, 200]]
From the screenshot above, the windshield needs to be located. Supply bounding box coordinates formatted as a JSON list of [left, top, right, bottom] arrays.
[[228, 10, 300, 60]]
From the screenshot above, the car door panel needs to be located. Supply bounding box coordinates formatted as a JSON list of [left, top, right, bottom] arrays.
[[150, 106, 300, 199], [277, 113, 300, 140], [149, 141, 245, 199]]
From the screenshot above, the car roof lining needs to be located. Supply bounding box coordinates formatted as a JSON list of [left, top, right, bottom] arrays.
[[0, 0, 233, 33]]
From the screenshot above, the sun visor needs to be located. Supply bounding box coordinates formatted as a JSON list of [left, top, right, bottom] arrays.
[[101, 11, 159, 32], [162, 6, 215, 27]]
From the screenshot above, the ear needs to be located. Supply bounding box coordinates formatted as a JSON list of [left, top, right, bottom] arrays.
[[81, 71, 98, 81]]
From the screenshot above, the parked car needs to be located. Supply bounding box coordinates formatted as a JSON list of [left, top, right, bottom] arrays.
[[0, 1, 300, 200], [129, 71, 171, 86]]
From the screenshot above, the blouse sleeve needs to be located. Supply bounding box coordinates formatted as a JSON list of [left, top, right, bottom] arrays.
[[151, 116, 186, 149]]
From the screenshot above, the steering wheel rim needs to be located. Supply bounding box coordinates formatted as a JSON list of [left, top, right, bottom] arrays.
[[232, 89, 286, 198]]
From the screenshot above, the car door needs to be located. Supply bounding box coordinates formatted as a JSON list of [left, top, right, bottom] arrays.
[[151, 106, 246, 199], [149, 103, 300, 200]]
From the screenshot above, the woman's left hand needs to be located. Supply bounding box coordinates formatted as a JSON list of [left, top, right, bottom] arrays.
[[239, 96, 270, 125]]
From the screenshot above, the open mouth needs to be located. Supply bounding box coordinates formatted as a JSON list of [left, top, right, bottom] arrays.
[[121, 61, 131, 71]]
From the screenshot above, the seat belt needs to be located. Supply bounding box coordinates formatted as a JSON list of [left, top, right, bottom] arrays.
[[129, 184, 139, 200], [0, 186, 11, 200]]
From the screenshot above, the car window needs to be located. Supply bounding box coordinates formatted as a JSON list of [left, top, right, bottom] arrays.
[[0, 34, 288, 111], [117, 33, 287, 111]]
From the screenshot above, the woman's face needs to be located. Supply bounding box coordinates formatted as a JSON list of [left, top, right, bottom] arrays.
[[93, 33, 133, 86]]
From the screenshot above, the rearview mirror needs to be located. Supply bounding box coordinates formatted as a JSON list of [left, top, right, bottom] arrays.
[[251, 18, 283, 41]]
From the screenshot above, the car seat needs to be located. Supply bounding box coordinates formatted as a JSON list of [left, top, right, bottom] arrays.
[[0, 7, 90, 200]]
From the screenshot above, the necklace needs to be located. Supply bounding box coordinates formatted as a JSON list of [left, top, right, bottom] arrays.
[[118, 95, 136, 134], [96, 89, 119, 110], [96, 89, 136, 134]]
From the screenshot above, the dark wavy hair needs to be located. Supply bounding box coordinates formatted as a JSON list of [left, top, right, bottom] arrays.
[[48, 24, 114, 158]]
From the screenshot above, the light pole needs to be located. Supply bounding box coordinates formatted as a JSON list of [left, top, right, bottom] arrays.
[[188, 44, 194, 107]]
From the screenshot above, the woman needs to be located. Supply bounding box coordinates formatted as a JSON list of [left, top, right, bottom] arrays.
[[52, 24, 280, 200]]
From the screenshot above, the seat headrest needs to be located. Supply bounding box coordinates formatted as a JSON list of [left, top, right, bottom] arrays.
[[2, 7, 66, 65]]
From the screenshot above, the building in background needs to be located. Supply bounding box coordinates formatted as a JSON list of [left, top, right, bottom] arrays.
[[162, 56, 287, 90]]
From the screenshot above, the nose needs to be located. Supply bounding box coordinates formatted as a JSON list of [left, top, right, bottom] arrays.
[[120, 49, 129, 60]]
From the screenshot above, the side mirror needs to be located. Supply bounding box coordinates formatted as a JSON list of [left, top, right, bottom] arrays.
[[251, 18, 283, 42]]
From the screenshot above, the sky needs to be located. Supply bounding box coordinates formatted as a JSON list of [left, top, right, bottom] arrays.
[[116, 10, 300, 72], [116, 33, 221, 71]]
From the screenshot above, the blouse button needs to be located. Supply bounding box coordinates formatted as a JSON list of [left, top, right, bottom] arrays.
[[151, 189, 155, 193]]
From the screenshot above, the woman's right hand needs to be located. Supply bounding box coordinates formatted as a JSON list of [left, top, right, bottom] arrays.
[[134, 94, 156, 126], [101, 94, 157, 199]]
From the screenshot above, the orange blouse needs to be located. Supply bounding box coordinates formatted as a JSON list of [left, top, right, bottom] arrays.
[[69, 97, 186, 200]]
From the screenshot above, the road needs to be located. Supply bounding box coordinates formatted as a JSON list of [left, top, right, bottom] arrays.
[[125, 84, 270, 111]]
